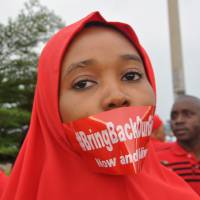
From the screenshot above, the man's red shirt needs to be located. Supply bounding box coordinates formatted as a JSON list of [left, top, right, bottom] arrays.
[[156, 142, 200, 195]]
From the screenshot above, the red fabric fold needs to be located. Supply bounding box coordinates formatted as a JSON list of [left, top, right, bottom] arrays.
[[0, 170, 8, 198]]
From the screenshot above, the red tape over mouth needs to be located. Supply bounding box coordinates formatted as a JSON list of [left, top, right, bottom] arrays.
[[63, 106, 155, 175]]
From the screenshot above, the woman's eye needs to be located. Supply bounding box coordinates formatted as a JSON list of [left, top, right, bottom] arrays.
[[72, 80, 96, 90], [121, 71, 142, 81]]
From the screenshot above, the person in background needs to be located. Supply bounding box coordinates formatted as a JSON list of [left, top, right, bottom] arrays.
[[151, 115, 166, 142], [156, 95, 200, 195], [1, 12, 200, 200]]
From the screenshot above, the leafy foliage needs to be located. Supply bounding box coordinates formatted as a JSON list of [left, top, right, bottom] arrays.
[[0, 0, 65, 161], [0, 0, 64, 110], [0, 108, 30, 130]]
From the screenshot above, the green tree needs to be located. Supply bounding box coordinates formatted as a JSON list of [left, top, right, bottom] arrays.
[[0, 0, 64, 111], [0, 0, 65, 160]]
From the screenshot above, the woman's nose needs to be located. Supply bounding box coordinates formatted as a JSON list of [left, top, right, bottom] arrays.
[[101, 85, 130, 111]]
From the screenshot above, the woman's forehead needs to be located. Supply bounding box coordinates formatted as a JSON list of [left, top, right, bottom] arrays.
[[62, 26, 142, 66]]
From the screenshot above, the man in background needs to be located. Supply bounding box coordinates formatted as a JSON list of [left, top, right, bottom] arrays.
[[156, 95, 200, 195]]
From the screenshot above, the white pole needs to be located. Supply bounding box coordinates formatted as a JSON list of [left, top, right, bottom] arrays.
[[168, 0, 185, 98]]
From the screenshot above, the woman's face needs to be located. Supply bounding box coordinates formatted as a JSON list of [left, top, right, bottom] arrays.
[[59, 26, 155, 123]]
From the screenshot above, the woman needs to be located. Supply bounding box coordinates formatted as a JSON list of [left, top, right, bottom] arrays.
[[2, 11, 200, 199]]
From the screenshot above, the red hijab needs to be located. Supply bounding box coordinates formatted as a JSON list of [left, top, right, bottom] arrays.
[[0, 170, 7, 198], [2, 12, 200, 200], [153, 115, 163, 131]]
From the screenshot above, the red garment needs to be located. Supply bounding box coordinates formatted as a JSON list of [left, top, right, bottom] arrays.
[[2, 12, 200, 200], [0, 170, 8, 198], [152, 115, 163, 131], [151, 138, 165, 148], [156, 142, 200, 195]]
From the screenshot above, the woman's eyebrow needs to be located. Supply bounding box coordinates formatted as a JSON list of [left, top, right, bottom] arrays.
[[120, 54, 143, 63], [63, 59, 95, 77], [62, 54, 143, 79]]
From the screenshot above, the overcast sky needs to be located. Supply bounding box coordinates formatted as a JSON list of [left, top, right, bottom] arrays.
[[0, 0, 199, 121]]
